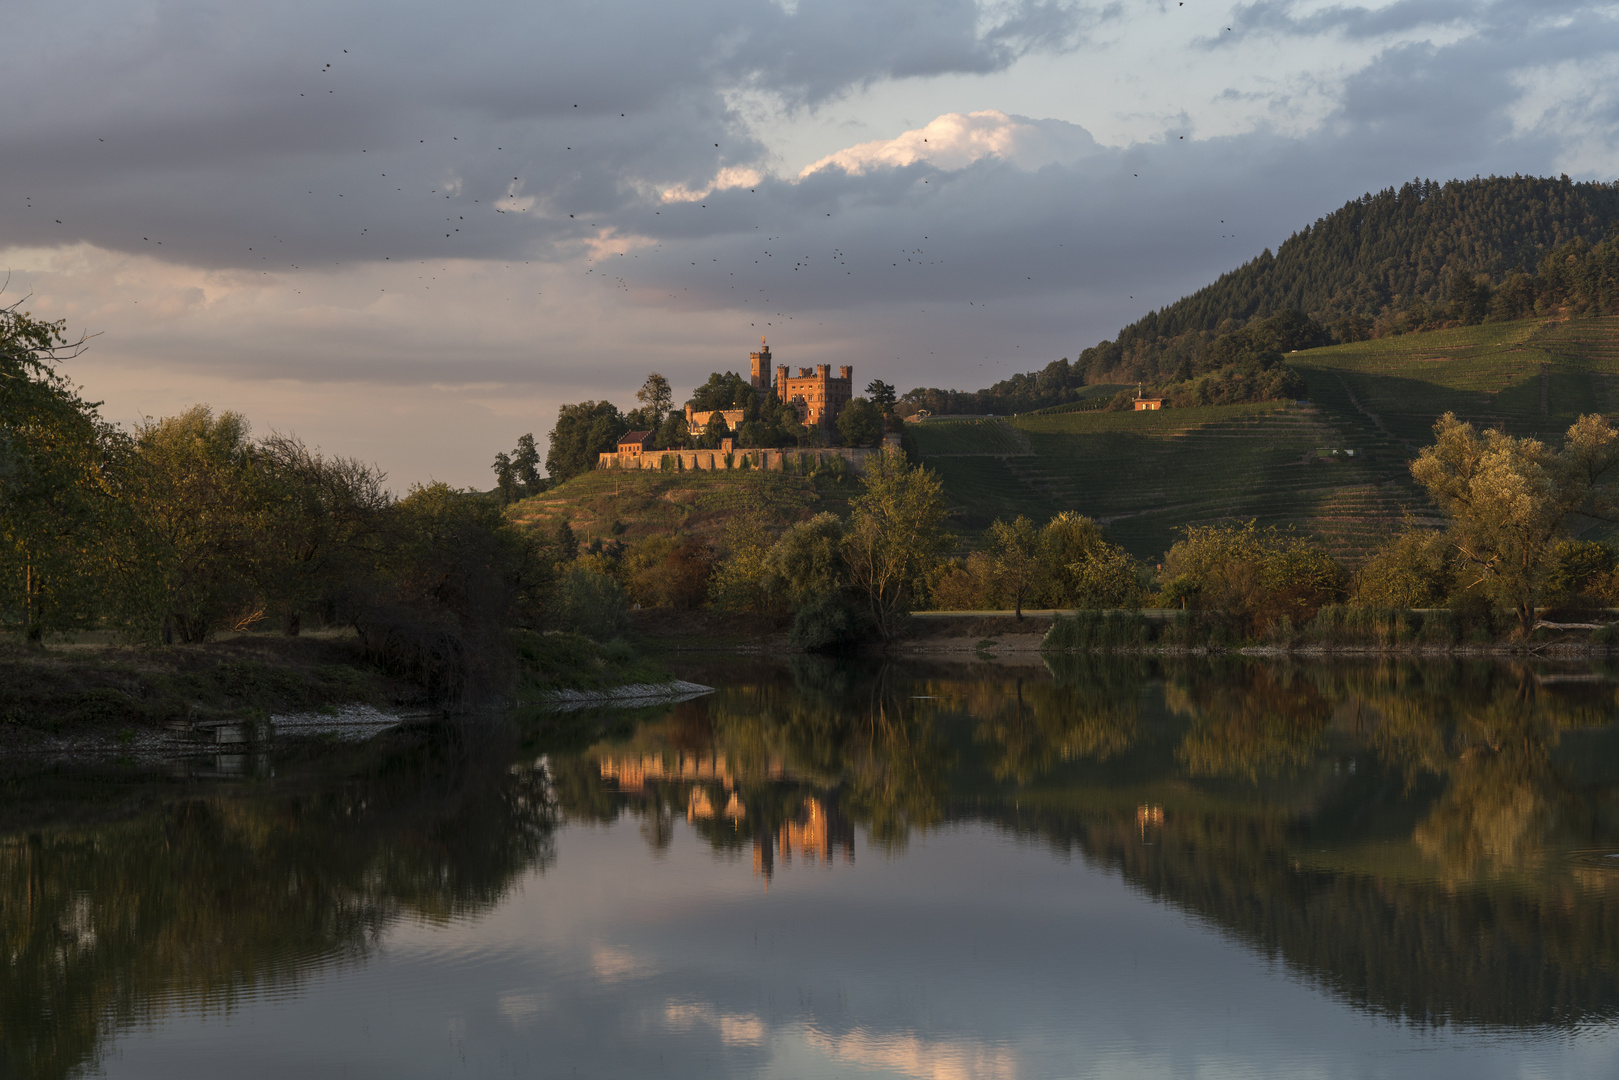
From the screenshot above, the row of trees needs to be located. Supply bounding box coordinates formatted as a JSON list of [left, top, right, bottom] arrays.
[[551, 409, 1619, 646], [1, 301, 566, 696], [566, 449, 954, 645]]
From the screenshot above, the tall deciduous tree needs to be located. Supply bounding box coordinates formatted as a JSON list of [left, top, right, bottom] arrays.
[[636, 373, 673, 428], [987, 516, 1040, 618], [127, 407, 266, 643], [0, 301, 118, 643], [843, 449, 950, 639], [1410, 412, 1619, 634]]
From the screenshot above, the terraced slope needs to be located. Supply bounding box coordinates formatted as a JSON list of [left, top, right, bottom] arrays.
[[911, 406, 1424, 561], [509, 470, 852, 546], [913, 318, 1619, 561]]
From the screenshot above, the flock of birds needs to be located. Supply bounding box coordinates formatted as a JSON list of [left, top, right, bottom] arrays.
[[16, 23, 1249, 377]]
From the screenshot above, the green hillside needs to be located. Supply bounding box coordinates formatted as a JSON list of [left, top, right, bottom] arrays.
[[508, 468, 854, 546], [911, 315, 1619, 561]]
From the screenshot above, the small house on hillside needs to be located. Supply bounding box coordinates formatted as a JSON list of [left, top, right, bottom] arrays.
[[1133, 397, 1165, 411], [617, 431, 654, 456]]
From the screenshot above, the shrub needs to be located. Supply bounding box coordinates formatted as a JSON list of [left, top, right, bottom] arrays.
[[789, 592, 876, 652], [550, 567, 629, 641]]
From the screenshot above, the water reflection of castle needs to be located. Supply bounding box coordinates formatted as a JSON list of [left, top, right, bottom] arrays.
[[597, 752, 854, 879]]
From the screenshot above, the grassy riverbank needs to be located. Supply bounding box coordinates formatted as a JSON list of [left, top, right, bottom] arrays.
[[0, 632, 415, 754]]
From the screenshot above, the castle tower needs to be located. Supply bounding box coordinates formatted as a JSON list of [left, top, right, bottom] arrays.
[[749, 337, 772, 393]]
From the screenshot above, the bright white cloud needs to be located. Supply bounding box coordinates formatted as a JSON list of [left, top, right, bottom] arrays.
[[799, 110, 1098, 175]]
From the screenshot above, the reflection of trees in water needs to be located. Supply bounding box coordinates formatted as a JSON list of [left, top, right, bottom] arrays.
[[1008, 797, 1619, 1029], [0, 730, 556, 1080], [565, 658, 1619, 1030]]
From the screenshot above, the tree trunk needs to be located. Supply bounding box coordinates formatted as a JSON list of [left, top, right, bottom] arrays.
[[23, 558, 44, 647], [1518, 599, 1536, 639]]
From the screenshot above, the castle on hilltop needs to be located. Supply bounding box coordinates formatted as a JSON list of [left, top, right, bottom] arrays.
[[609, 339, 891, 473], [686, 339, 853, 432]]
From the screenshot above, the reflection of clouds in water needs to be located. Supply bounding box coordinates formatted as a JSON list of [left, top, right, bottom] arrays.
[[804, 1025, 1018, 1080], [497, 990, 550, 1026], [663, 1002, 768, 1047], [592, 944, 656, 983], [660, 1000, 1020, 1079]]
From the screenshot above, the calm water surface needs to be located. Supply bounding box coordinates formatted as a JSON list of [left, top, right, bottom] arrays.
[[7, 657, 1619, 1079]]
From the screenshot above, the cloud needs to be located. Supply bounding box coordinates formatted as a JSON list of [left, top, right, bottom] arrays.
[[5, 0, 1619, 487], [799, 110, 1099, 175]]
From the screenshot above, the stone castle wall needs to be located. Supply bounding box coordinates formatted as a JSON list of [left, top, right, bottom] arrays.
[[596, 441, 895, 473]]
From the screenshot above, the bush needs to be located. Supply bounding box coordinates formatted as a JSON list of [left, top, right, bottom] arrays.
[[789, 592, 876, 652], [1042, 611, 1156, 650], [550, 567, 629, 641]]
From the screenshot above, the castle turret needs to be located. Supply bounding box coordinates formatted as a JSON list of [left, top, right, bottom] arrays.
[[749, 337, 773, 393]]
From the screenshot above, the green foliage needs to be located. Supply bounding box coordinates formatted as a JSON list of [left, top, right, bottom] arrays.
[[1041, 610, 1155, 650], [866, 379, 897, 415], [1157, 521, 1347, 638], [788, 591, 875, 652], [546, 400, 628, 483], [511, 628, 665, 692], [1354, 528, 1456, 608], [635, 373, 673, 428], [0, 301, 123, 644], [1544, 540, 1617, 606], [844, 449, 952, 639], [765, 512, 847, 609], [688, 370, 755, 411], [492, 433, 545, 504], [1411, 412, 1619, 633], [619, 535, 713, 610], [549, 566, 629, 641], [836, 396, 883, 447], [986, 515, 1041, 617]]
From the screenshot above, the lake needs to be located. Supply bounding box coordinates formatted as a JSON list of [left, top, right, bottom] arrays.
[[6, 656, 1619, 1079]]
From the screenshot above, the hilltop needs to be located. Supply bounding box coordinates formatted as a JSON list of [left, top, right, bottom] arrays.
[[913, 175, 1619, 415]]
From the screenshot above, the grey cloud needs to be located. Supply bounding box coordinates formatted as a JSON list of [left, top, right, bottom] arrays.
[[0, 0, 1102, 270]]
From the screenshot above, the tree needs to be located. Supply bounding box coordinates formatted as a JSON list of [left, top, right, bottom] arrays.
[[1156, 521, 1346, 638], [511, 434, 543, 495], [0, 301, 118, 643], [1353, 528, 1455, 608], [836, 397, 883, 448], [765, 513, 847, 608], [491, 452, 516, 504], [254, 433, 389, 635], [1410, 412, 1619, 635], [702, 410, 731, 449], [127, 407, 267, 643], [687, 371, 753, 411], [866, 379, 897, 416], [636, 373, 673, 428], [1034, 512, 1141, 608], [843, 449, 951, 639], [987, 516, 1041, 618], [546, 401, 627, 484]]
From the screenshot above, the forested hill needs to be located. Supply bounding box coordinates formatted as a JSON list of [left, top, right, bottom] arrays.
[[905, 175, 1619, 415], [1131, 174, 1619, 343]]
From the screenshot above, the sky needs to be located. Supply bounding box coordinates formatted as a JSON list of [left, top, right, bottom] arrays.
[[4, 0, 1619, 488]]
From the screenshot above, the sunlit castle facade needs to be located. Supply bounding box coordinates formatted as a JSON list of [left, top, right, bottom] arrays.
[[752, 339, 853, 427], [685, 338, 854, 432]]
